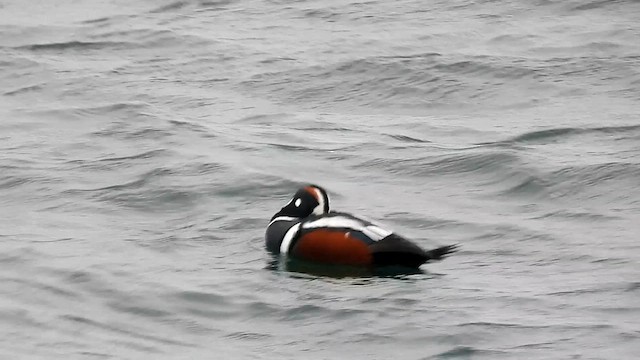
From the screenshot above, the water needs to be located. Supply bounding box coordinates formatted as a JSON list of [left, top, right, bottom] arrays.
[[1, 0, 639, 358]]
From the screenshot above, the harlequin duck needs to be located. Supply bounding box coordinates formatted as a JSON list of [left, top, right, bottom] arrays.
[[266, 185, 458, 268]]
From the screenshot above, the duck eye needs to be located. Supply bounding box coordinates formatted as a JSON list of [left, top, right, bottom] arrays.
[[294, 198, 302, 207]]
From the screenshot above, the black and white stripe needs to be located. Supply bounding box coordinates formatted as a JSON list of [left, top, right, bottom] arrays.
[[300, 213, 393, 241]]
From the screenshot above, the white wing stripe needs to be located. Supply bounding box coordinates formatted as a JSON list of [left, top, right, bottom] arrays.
[[302, 217, 364, 231], [302, 217, 392, 241], [362, 225, 392, 240]]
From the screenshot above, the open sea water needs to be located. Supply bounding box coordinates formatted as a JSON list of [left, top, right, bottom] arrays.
[[1, 0, 639, 359]]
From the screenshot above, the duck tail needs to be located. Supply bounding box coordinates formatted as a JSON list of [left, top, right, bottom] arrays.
[[425, 244, 459, 262]]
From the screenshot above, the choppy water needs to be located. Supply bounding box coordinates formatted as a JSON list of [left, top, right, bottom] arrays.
[[2, 0, 640, 359]]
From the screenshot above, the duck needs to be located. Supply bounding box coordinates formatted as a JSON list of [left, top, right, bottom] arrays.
[[265, 185, 457, 268]]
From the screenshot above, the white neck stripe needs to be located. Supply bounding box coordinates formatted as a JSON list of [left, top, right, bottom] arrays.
[[280, 223, 301, 254], [312, 188, 325, 215], [268, 216, 299, 227]]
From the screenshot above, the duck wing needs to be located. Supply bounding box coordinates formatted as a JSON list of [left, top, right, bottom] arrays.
[[283, 212, 391, 266], [290, 212, 458, 268], [299, 212, 392, 243]]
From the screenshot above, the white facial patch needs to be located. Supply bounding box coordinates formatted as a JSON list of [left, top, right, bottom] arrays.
[[294, 198, 302, 207]]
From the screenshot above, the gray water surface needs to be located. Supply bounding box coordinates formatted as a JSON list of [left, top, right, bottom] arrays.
[[1, 0, 639, 359]]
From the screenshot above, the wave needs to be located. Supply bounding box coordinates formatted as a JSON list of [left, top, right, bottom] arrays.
[[66, 161, 230, 211], [533, 209, 620, 221], [30, 102, 149, 122], [212, 175, 303, 200], [242, 53, 549, 109], [62, 315, 192, 346], [16, 40, 135, 52], [355, 151, 522, 177], [501, 162, 640, 200], [427, 346, 507, 359], [476, 124, 640, 148], [353, 141, 640, 206], [150, 1, 189, 13], [507, 125, 640, 144], [568, 0, 640, 11], [386, 134, 431, 144], [149, 0, 236, 14], [243, 46, 640, 111], [3, 84, 43, 96], [95, 149, 169, 163]]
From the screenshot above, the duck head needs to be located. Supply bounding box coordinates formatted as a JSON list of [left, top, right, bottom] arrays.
[[272, 184, 329, 220]]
